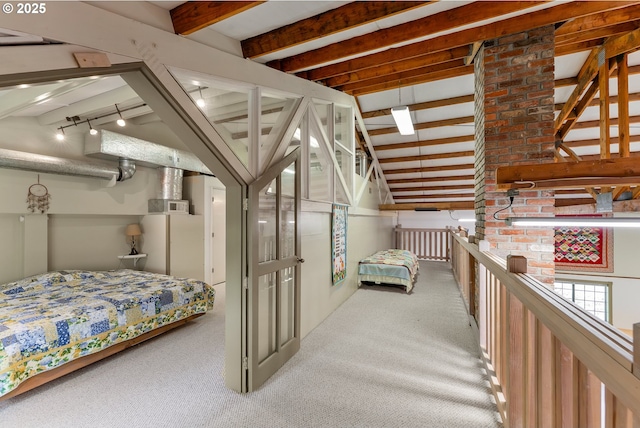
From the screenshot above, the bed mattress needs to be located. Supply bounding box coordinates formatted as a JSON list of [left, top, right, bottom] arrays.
[[0, 269, 214, 398], [358, 249, 419, 292]]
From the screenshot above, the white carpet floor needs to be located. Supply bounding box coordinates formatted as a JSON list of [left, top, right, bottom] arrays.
[[0, 261, 502, 427]]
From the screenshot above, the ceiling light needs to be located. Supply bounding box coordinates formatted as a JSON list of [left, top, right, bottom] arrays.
[[115, 104, 126, 127], [506, 217, 640, 228], [55, 127, 65, 141], [196, 86, 206, 108], [87, 119, 98, 136], [391, 106, 414, 135]]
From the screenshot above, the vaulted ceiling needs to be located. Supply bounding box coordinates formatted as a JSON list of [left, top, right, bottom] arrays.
[[165, 0, 640, 212], [61, 2, 640, 211]]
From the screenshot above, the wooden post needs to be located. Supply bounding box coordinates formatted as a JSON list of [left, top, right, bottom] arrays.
[[507, 255, 527, 274], [469, 253, 476, 318]]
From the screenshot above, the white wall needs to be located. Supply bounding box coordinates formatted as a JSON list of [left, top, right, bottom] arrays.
[[300, 208, 395, 338], [556, 217, 640, 332], [48, 214, 142, 272], [0, 166, 158, 283], [398, 210, 476, 230]]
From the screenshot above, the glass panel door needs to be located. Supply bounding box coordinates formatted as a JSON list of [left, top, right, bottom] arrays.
[[247, 148, 301, 391]]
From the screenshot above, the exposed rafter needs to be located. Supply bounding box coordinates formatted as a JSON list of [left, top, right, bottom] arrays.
[[379, 202, 475, 211], [241, 2, 431, 59], [171, 1, 265, 35], [269, 1, 546, 73]]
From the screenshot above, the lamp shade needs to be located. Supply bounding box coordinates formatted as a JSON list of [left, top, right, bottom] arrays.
[[125, 223, 142, 236]]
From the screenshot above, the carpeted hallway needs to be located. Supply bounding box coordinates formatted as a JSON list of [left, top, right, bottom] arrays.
[[0, 261, 502, 427]]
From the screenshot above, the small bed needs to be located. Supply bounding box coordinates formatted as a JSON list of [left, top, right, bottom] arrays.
[[0, 269, 215, 400], [357, 249, 419, 293]]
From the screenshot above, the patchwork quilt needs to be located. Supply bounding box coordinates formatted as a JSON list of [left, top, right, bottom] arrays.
[[0, 269, 215, 398], [358, 249, 419, 293]]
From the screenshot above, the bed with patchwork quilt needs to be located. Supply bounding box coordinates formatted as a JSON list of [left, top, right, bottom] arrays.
[[357, 249, 419, 293], [0, 269, 215, 399]]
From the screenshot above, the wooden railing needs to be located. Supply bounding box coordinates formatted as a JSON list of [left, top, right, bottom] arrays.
[[450, 231, 640, 428], [394, 227, 451, 261]]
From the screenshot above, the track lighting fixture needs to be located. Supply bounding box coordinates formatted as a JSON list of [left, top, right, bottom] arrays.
[[53, 103, 146, 140], [196, 86, 206, 108], [115, 104, 126, 127], [87, 119, 98, 136], [55, 127, 65, 141]]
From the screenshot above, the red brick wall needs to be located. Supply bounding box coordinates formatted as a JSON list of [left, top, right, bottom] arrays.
[[477, 25, 556, 284]]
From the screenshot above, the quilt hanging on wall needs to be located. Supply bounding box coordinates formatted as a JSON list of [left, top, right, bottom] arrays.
[[554, 215, 613, 272], [332, 203, 347, 285]]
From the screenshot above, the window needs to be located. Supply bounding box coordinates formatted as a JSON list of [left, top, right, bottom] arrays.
[[553, 279, 611, 322]]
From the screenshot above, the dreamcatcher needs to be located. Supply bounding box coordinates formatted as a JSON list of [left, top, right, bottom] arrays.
[[27, 175, 51, 213]]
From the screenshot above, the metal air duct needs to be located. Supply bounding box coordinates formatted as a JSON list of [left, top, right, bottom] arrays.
[[0, 148, 135, 183], [85, 130, 212, 175]]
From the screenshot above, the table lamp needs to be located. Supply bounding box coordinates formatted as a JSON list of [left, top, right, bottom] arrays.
[[125, 223, 142, 255]]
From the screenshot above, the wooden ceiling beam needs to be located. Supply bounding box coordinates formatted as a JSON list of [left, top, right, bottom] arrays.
[[555, 198, 600, 208], [171, 1, 264, 35], [555, 91, 640, 111], [556, 39, 604, 56], [603, 25, 640, 58], [555, 4, 640, 36], [383, 164, 475, 175], [391, 184, 473, 192], [278, 1, 633, 82], [379, 150, 474, 164], [508, 177, 640, 191], [337, 59, 469, 94], [392, 193, 475, 200], [348, 65, 474, 96], [564, 113, 640, 131], [321, 46, 470, 88], [556, 21, 640, 48], [346, 35, 640, 96], [241, 2, 430, 59], [560, 134, 640, 148], [362, 95, 473, 120], [496, 157, 640, 190], [379, 202, 475, 211], [556, 198, 640, 212], [374, 135, 474, 151], [269, 1, 545, 73], [369, 115, 473, 137], [386, 175, 475, 185]]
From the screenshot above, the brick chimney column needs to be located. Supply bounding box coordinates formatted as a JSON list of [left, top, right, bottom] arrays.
[[474, 25, 556, 284]]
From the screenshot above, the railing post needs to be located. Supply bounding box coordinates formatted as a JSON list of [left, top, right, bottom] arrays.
[[468, 253, 476, 318], [634, 323, 640, 379]]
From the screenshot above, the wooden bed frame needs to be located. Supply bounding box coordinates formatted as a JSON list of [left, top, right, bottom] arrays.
[[0, 313, 204, 400]]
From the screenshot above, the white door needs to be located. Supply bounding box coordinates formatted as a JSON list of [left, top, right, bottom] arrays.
[[246, 148, 302, 391]]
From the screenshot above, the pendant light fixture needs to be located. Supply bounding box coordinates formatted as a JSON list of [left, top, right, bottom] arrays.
[[392, 83, 414, 136]]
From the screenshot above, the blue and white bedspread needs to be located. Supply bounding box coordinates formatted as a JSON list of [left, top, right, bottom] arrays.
[[0, 269, 215, 398], [358, 249, 419, 293]]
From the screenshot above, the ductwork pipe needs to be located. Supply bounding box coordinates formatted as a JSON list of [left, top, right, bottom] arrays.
[[157, 166, 183, 199], [0, 148, 135, 183], [118, 158, 136, 182]]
